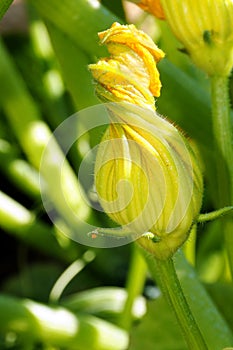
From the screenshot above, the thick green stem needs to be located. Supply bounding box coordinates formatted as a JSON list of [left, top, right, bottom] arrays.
[[120, 244, 147, 330], [211, 75, 233, 276], [142, 251, 207, 350], [211, 75, 233, 203]]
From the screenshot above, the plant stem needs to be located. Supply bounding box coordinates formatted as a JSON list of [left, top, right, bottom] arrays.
[[198, 206, 233, 223], [0, 191, 78, 262], [210, 75, 233, 276], [211, 75, 233, 203], [120, 244, 147, 330], [142, 251, 207, 350]]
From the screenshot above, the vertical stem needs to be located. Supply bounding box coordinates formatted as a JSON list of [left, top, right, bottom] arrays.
[[120, 244, 147, 330], [211, 75, 233, 203], [142, 251, 208, 350], [211, 75, 233, 276]]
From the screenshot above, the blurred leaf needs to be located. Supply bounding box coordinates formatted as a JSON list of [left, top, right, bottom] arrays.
[[129, 296, 186, 350], [175, 251, 233, 348], [196, 220, 225, 282], [2, 263, 63, 302], [205, 282, 233, 329], [101, 0, 125, 20]]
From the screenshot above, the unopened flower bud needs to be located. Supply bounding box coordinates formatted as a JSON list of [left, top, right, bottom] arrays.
[[90, 23, 203, 259], [143, 0, 233, 76], [94, 103, 203, 260]]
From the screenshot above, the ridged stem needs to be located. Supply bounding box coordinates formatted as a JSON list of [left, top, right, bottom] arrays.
[[141, 250, 207, 350], [210, 75, 233, 277]]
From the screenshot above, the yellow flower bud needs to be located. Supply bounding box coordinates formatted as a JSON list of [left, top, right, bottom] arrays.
[[158, 0, 233, 76], [90, 23, 203, 259], [94, 103, 203, 260], [89, 22, 165, 110]]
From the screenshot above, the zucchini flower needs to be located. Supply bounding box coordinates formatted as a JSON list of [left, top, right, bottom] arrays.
[[133, 0, 233, 76], [89, 23, 203, 259]]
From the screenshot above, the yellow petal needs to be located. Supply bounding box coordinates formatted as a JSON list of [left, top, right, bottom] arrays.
[[136, 0, 165, 20], [89, 23, 165, 107]]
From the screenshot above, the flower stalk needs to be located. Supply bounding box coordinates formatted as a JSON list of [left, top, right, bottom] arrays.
[[142, 250, 208, 350]]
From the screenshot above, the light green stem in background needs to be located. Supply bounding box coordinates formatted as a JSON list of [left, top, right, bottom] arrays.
[[211, 75, 233, 277], [120, 244, 147, 330], [0, 295, 129, 350], [182, 224, 197, 266], [141, 251, 207, 350], [0, 191, 78, 262], [0, 139, 40, 199], [49, 251, 95, 303]]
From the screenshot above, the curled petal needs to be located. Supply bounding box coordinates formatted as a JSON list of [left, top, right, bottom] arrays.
[[89, 22, 165, 108], [136, 0, 165, 20]]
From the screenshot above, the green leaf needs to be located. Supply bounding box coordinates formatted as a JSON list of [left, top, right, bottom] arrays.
[[101, 0, 126, 20], [2, 263, 62, 302], [129, 296, 186, 350], [175, 251, 233, 349], [205, 282, 233, 330]]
